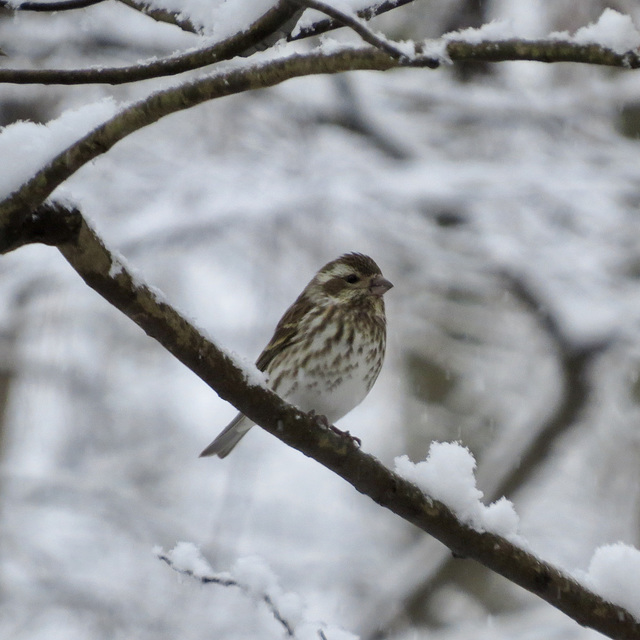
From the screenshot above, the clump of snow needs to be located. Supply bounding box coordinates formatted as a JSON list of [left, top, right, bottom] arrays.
[[581, 543, 640, 619], [443, 19, 515, 44], [443, 9, 640, 56], [571, 9, 640, 55], [395, 442, 519, 537], [158, 541, 213, 578], [0, 98, 118, 201]]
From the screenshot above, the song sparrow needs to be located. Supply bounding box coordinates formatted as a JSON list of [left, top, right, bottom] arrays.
[[200, 253, 393, 458]]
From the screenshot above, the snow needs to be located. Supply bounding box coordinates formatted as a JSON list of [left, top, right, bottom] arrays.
[[0, 99, 117, 200], [444, 9, 640, 56], [562, 9, 640, 54], [159, 541, 213, 577], [210, 0, 277, 40], [395, 442, 520, 538], [444, 19, 515, 44], [581, 543, 640, 620], [140, 0, 279, 37]]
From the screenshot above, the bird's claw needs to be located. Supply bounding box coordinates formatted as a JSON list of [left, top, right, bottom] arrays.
[[330, 425, 362, 448], [307, 411, 361, 448]]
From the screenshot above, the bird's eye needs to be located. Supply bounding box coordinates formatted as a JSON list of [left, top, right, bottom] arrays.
[[344, 274, 359, 284]]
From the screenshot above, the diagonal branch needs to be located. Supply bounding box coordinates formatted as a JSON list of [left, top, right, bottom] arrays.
[[2, 201, 639, 640]]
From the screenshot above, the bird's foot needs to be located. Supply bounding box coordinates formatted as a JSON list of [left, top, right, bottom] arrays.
[[307, 411, 361, 448], [329, 424, 362, 448]]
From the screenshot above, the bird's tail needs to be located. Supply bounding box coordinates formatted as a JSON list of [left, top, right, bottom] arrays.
[[199, 413, 253, 458]]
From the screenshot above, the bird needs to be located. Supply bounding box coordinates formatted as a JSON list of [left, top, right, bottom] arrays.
[[199, 252, 393, 459]]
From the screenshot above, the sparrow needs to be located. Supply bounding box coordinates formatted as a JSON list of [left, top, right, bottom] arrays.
[[200, 252, 392, 458]]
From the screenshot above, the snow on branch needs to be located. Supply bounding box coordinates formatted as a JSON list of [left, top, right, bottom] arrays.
[[156, 544, 300, 637], [0, 0, 304, 85], [1, 200, 638, 640], [294, 0, 422, 63], [442, 8, 640, 66], [291, 0, 418, 41], [117, 0, 200, 34], [1, 7, 639, 85]]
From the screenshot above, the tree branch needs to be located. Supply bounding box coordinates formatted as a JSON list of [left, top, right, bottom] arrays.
[[444, 37, 640, 67], [157, 551, 295, 637], [295, 0, 412, 61], [2, 30, 638, 86], [290, 0, 419, 41], [0, 47, 432, 227], [0, 0, 305, 85], [2, 201, 637, 640], [0, 201, 82, 254]]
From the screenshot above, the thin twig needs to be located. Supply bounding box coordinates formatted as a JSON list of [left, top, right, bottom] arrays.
[[157, 552, 295, 636], [295, 0, 412, 61], [291, 0, 418, 41]]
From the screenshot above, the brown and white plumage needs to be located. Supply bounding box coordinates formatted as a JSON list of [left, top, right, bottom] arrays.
[[200, 253, 393, 458]]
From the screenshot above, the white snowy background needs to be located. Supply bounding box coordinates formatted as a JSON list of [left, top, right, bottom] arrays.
[[2, 1, 640, 638]]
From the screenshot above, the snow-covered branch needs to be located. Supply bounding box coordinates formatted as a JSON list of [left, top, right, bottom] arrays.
[[117, 0, 200, 34], [0, 0, 302, 85], [6, 18, 638, 224], [1, 200, 637, 640], [3, 5, 640, 86], [291, 0, 418, 41], [295, 0, 413, 62], [157, 545, 297, 637], [444, 37, 640, 68], [1, 35, 638, 87]]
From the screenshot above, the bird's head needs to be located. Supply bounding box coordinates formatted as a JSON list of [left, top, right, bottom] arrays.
[[306, 252, 393, 307]]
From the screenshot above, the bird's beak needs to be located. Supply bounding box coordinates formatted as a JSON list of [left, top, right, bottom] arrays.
[[370, 276, 393, 296]]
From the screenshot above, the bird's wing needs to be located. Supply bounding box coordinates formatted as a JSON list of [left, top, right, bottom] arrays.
[[255, 293, 313, 372]]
